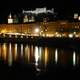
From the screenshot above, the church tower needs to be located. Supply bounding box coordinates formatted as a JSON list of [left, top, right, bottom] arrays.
[[8, 13, 13, 24]]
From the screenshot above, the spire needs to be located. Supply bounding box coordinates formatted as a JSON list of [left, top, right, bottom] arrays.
[[8, 12, 13, 24], [8, 12, 12, 19]]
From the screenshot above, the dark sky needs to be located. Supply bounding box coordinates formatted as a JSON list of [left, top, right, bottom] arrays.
[[0, 0, 80, 23], [0, 0, 80, 11]]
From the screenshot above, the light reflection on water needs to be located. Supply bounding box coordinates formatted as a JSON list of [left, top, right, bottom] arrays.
[[2, 43, 7, 61], [14, 43, 17, 61], [0, 43, 80, 70], [25, 45, 30, 63], [44, 47, 48, 67], [21, 44, 23, 57], [73, 51, 76, 66], [55, 48, 58, 64], [35, 46, 39, 66], [8, 43, 13, 66]]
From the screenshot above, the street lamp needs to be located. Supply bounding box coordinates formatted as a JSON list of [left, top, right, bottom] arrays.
[[78, 16, 80, 21], [35, 28, 40, 33]]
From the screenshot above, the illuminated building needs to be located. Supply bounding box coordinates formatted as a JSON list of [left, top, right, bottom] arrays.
[[7, 7, 57, 24], [22, 7, 54, 14], [28, 16, 35, 22], [22, 7, 56, 22], [8, 13, 13, 24], [23, 15, 28, 23], [0, 21, 80, 38], [74, 13, 78, 19], [1, 8, 80, 38]]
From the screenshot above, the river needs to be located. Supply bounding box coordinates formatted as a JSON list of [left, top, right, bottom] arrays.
[[0, 43, 79, 79]]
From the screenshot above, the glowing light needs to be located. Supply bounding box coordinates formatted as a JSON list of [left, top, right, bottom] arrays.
[[39, 47, 42, 60], [6, 33, 20, 35], [73, 51, 76, 66], [14, 44, 17, 60], [35, 28, 39, 33], [21, 35, 23, 38], [28, 16, 35, 22], [69, 34, 73, 38], [2, 43, 7, 60], [9, 13, 12, 19], [56, 34, 61, 37], [23, 8, 54, 14], [8, 13, 13, 24], [73, 32, 76, 35], [55, 49, 58, 64], [75, 34, 79, 38], [44, 47, 48, 67], [1, 29, 7, 33], [23, 15, 28, 23], [74, 13, 78, 19], [55, 32, 58, 35], [78, 16, 80, 20], [55, 32, 62, 37], [34, 46, 41, 72], [35, 46, 39, 66], [8, 19, 13, 24]]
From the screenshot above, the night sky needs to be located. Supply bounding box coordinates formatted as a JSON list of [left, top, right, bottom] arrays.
[[0, 0, 80, 23]]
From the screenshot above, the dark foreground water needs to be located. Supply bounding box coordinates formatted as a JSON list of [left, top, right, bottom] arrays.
[[0, 43, 80, 79]]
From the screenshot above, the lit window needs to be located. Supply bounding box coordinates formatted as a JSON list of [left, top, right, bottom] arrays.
[[69, 34, 73, 38]]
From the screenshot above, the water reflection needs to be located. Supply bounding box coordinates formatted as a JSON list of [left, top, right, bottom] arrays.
[[35, 46, 39, 66], [73, 51, 76, 66], [34, 46, 40, 71], [55, 48, 58, 64], [21, 44, 23, 57], [44, 47, 48, 67], [38, 47, 42, 61], [8, 43, 12, 66], [2, 43, 7, 61], [14, 44, 17, 61], [0, 43, 80, 69], [25, 45, 30, 63]]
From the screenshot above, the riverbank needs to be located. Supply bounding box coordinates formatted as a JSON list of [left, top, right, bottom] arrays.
[[0, 37, 80, 47]]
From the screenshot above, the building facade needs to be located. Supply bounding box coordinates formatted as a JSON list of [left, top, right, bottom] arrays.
[[1, 21, 80, 38]]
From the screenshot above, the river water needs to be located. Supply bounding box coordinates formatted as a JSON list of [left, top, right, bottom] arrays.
[[0, 43, 80, 79]]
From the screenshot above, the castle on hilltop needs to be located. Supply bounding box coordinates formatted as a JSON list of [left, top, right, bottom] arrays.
[[8, 7, 57, 24]]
